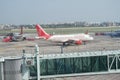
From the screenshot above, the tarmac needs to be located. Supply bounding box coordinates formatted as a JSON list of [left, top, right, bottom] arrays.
[[0, 33, 120, 57]]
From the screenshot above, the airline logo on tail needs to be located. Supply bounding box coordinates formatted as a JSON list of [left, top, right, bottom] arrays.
[[36, 24, 51, 39]]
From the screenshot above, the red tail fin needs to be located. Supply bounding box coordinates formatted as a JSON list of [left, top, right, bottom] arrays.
[[35, 24, 51, 39], [20, 26, 23, 34], [85, 30, 88, 34]]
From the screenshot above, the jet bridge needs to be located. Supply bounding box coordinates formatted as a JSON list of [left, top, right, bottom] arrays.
[[29, 47, 120, 79]]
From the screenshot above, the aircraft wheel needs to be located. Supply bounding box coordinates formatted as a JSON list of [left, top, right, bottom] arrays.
[[22, 37, 26, 40]]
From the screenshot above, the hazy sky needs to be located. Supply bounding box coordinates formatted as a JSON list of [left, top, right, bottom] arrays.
[[0, 0, 120, 24]]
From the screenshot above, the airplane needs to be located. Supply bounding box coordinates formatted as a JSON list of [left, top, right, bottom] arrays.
[[35, 24, 94, 46], [2, 26, 26, 42], [95, 30, 120, 38]]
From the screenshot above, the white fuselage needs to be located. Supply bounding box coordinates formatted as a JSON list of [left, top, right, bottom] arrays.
[[47, 33, 93, 42]]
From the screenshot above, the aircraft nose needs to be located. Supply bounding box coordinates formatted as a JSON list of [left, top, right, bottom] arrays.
[[86, 35, 94, 40], [90, 37, 94, 40]]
